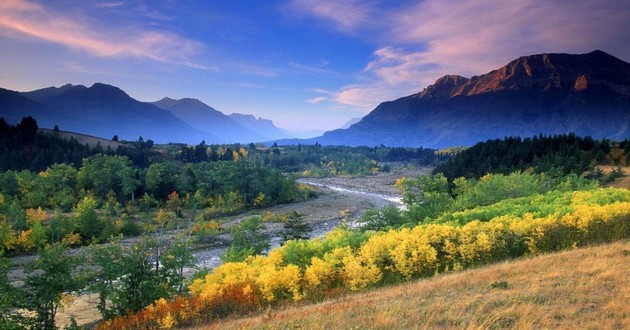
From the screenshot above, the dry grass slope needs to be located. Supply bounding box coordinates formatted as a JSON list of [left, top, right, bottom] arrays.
[[202, 240, 630, 330], [38, 128, 125, 149]]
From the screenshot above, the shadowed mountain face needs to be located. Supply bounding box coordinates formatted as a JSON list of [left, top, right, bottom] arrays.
[[0, 87, 74, 128], [1, 82, 292, 144], [10, 83, 209, 144], [313, 50, 630, 148]]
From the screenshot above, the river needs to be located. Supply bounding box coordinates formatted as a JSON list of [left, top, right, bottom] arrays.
[[189, 180, 404, 274]]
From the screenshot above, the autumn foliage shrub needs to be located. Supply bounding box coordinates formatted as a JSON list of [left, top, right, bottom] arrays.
[[98, 188, 630, 329]]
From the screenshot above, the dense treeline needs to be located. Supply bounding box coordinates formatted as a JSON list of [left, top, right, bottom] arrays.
[[433, 134, 618, 182], [241, 144, 446, 176], [0, 153, 308, 253], [0, 117, 156, 171], [96, 171, 630, 329], [2, 117, 448, 177]]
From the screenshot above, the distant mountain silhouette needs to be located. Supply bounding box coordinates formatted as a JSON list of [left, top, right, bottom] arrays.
[[228, 113, 291, 140], [4, 50, 628, 147], [1, 82, 297, 144], [304, 50, 630, 148], [10, 83, 208, 143], [0, 87, 76, 130], [21, 83, 76, 103], [151, 98, 277, 143]]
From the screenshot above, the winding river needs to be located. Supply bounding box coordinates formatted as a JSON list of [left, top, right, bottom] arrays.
[[190, 180, 404, 274]]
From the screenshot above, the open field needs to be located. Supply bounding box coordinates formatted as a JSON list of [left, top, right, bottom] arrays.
[[201, 240, 630, 330]]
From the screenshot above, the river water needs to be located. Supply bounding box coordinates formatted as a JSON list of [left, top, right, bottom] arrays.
[[189, 181, 404, 275]]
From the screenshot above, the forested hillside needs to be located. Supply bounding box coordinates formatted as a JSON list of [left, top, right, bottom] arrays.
[[0, 117, 156, 171], [434, 134, 625, 182]]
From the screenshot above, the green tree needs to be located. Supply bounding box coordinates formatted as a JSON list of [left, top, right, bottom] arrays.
[[359, 205, 404, 231], [0, 252, 25, 329], [73, 196, 102, 242], [40, 164, 78, 211], [88, 240, 126, 319], [24, 243, 85, 330], [29, 220, 48, 249], [398, 173, 453, 222], [145, 162, 178, 200], [0, 216, 16, 252], [77, 154, 137, 202], [160, 236, 197, 295], [222, 216, 270, 262], [281, 211, 311, 243], [48, 211, 74, 244], [110, 240, 165, 315]]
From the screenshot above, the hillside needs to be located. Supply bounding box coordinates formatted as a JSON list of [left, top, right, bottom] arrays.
[[203, 241, 630, 329], [38, 128, 126, 149], [310, 50, 630, 148]]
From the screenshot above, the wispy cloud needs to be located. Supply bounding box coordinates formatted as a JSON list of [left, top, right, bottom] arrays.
[[297, 0, 630, 113], [0, 0, 207, 68], [306, 96, 327, 104], [331, 84, 404, 112], [96, 1, 124, 8], [289, 60, 337, 75], [288, 0, 377, 32]]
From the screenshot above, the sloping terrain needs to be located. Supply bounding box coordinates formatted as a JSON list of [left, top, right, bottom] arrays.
[[205, 241, 630, 329]]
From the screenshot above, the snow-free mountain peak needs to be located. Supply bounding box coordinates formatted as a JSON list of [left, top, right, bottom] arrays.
[[305, 50, 630, 148]]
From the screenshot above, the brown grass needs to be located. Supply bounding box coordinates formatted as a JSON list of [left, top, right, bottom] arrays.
[[599, 165, 630, 190], [39, 128, 125, 149], [196, 241, 630, 330], [56, 293, 102, 328]]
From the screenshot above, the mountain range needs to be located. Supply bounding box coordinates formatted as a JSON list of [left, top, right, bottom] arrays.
[[1, 50, 629, 147], [0, 83, 288, 144], [300, 50, 630, 148]]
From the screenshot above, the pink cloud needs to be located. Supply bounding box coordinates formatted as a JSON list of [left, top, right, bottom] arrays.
[[0, 0, 206, 68], [331, 84, 403, 113], [300, 0, 630, 113]]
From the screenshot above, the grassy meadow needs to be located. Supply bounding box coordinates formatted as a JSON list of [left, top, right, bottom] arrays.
[[203, 240, 630, 330]]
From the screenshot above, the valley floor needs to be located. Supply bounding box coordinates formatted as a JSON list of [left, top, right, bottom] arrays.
[[201, 240, 630, 330], [53, 166, 429, 327]]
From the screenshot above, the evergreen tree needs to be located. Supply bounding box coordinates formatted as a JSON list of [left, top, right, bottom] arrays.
[[281, 211, 311, 243]]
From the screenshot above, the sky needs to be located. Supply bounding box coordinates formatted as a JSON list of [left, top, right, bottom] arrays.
[[1, 0, 629, 133]]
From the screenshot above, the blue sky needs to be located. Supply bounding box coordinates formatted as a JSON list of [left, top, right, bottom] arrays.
[[1, 0, 629, 133]]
